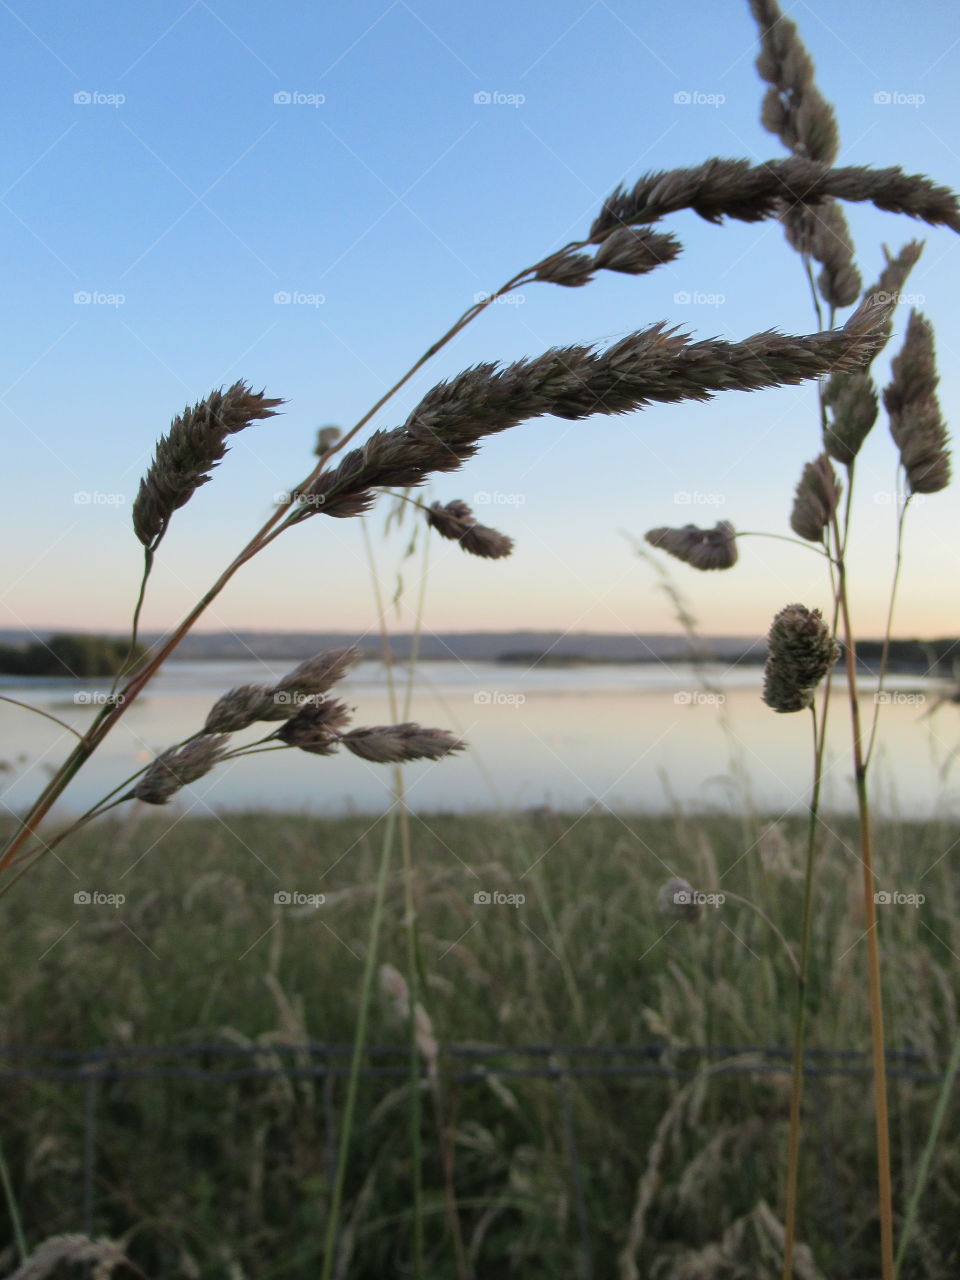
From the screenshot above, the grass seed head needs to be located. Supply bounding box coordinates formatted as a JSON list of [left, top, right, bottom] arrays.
[[790, 453, 841, 542], [883, 310, 951, 494], [341, 724, 464, 764], [133, 735, 231, 805], [762, 604, 840, 713], [133, 381, 283, 549]]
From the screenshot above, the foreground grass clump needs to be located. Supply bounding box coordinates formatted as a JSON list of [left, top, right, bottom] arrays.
[[1, 809, 958, 1279]]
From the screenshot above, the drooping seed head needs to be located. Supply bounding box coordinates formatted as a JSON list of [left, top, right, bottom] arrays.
[[292, 305, 893, 528], [203, 684, 278, 734], [341, 723, 464, 764], [762, 603, 840, 713], [534, 250, 596, 288], [589, 157, 960, 242], [133, 382, 283, 549], [133, 735, 231, 805], [883, 310, 951, 494], [822, 371, 878, 465], [426, 500, 514, 559], [277, 697, 354, 755], [592, 227, 682, 276], [645, 521, 738, 571], [750, 0, 840, 164], [790, 453, 841, 543], [273, 648, 360, 698]]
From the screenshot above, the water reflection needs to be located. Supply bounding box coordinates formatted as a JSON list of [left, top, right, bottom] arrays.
[[1, 660, 957, 819]]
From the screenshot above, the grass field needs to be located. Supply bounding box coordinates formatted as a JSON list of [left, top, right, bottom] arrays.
[[1, 807, 958, 1278]]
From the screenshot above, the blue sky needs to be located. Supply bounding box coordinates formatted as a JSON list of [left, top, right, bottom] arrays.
[[2, 0, 959, 640]]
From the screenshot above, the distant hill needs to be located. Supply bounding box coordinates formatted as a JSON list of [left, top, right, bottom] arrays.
[[1, 630, 956, 674]]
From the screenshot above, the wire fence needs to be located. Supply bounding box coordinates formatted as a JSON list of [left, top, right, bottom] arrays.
[[2, 1042, 954, 1280]]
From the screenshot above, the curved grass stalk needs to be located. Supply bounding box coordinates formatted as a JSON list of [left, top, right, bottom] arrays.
[[865, 487, 913, 770], [0, 695, 83, 739]]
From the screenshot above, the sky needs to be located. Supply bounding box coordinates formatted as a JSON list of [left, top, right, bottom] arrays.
[[2, 0, 959, 642]]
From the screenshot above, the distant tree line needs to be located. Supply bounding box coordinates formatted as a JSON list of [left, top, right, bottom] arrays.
[[0, 634, 146, 677]]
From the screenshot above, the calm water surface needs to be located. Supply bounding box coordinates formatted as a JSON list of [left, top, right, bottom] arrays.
[[1, 660, 957, 820]]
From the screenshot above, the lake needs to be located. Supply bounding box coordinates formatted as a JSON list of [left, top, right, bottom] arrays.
[[1, 660, 958, 821]]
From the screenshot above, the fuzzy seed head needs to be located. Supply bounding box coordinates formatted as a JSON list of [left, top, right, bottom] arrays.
[[341, 723, 465, 764], [790, 454, 841, 542], [203, 684, 277, 734], [883, 310, 951, 494], [645, 521, 738, 571], [426, 500, 514, 559], [133, 382, 282, 549], [278, 697, 354, 755], [762, 604, 840, 713], [133, 735, 231, 805]]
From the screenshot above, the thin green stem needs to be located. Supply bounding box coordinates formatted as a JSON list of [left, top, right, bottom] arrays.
[[110, 547, 154, 695], [0, 1135, 27, 1262], [0, 695, 83, 739], [895, 1019, 960, 1274], [736, 531, 836, 560], [319, 810, 398, 1280], [865, 490, 912, 770], [719, 890, 801, 980], [781, 704, 827, 1280]]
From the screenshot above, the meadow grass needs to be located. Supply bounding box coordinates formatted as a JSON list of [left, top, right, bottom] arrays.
[[1, 808, 958, 1278]]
